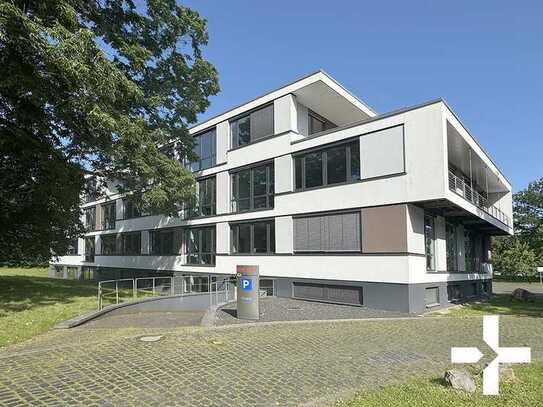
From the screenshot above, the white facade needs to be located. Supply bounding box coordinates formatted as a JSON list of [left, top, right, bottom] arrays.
[[51, 71, 512, 313]]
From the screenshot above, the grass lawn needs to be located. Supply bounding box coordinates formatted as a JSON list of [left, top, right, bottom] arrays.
[[335, 362, 543, 406], [0, 267, 98, 348], [438, 294, 543, 318]]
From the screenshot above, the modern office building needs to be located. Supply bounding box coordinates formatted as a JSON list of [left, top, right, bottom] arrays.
[[50, 71, 513, 313]]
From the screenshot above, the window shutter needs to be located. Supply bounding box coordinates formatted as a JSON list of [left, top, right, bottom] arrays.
[[307, 216, 322, 251], [294, 218, 309, 251]]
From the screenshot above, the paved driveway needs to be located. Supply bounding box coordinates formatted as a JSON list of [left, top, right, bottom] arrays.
[[0, 316, 541, 406]]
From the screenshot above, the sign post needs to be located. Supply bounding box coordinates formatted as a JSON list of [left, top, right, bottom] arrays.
[[236, 265, 259, 320]]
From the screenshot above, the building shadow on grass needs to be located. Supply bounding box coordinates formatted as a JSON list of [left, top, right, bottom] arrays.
[[0, 275, 97, 315], [465, 294, 543, 318]]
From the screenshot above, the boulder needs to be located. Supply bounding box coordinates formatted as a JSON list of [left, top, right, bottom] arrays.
[[511, 288, 535, 302], [444, 370, 476, 393]]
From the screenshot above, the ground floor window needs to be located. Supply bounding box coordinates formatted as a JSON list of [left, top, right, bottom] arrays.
[[292, 282, 363, 306], [424, 214, 436, 271], [446, 222, 457, 271], [425, 287, 440, 307], [259, 279, 275, 296], [447, 285, 462, 302], [186, 226, 216, 265], [66, 267, 78, 279]]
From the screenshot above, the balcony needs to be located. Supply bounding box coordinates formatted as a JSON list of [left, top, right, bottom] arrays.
[[448, 170, 511, 227]]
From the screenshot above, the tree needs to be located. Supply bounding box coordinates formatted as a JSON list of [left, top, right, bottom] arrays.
[[513, 177, 543, 263], [0, 0, 219, 262], [492, 237, 537, 277]]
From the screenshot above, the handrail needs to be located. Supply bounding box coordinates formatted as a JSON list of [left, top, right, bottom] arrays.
[[448, 170, 511, 227], [97, 275, 236, 310]]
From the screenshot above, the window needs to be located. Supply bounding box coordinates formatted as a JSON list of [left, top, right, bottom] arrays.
[[185, 177, 216, 218], [447, 285, 462, 302], [464, 230, 474, 272], [424, 214, 436, 271], [425, 287, 440, 307], [188, 129, 216, 171], [446, 222, 457, 271], [101, 202, 116, 230], [123, 199, 141, 219], [260, 279, 275, 296], [186, 227, 215, 265], [294, 140, 360, 190], [231, 104, 274, 148], [294, 212, 360, 252], [231, 221, 275, 254], [120, 232, 141, 255], [231, 163, 274, 212], [150, 228, 181, 255], [85, 206, 96, 232], [293, 282, 363, 305], [101, 234, 117, 255], [65, 239, 78, 255], [84, 237, 95, 262], [308, 110, 335, 135]]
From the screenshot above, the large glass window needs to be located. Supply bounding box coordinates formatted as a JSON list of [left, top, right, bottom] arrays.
[[464, 230, 474, 272], [85, 206, 96, 232], [185, 177, 216, 218], [294, 140, 360, 190], [101, 234, 117, 255], [424, 214, 436, 271], [120, 232, 141, 255], [150, 229, 177, 255], [84, 236, 95, 262], [231, 163, 274, 213], [308, 111, 335, 135], [231, 221, 275, 254], [101, 202, 116, 230], [186, 227, 215, 265], [446, 222, 457, 271], [188, 129, 216, 171], [231, 104, 274, 148], [123, 198, 141, 219]]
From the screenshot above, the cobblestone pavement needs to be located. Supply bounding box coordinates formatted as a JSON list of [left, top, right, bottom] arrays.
[[493, 281, 543, 294], [215, 297, 411, 326], [0, 315, 541, 406], [83, 311, 206, 329]]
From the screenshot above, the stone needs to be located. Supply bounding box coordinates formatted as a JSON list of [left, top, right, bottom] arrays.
[[500, 366, 516, 383], [511, 288, 534, 302], [444, 370, 476, 393], [138, 335, 163, 342]]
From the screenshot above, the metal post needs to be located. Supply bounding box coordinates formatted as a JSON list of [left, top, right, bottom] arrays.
[[171, 277, 174, 296], [115, 280, 119, 304], [133, 279, 136, 299], [98, 282, 102, 310], [152, 278, 155, 296], [468, 148, 473, 202]]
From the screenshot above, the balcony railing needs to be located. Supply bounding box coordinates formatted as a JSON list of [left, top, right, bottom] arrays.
[[448, 170, 511, 227]]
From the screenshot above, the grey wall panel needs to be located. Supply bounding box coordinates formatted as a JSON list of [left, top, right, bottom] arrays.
[[360, 125, 405, 179]]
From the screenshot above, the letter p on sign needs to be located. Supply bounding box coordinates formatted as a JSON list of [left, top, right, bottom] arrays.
[[241, 278, 253, 291]]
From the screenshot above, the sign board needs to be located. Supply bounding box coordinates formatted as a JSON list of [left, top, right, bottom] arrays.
[[236, 265, 259, 320]]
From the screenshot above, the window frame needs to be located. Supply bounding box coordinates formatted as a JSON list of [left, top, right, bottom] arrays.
[[120, 232, 141, 255], [425, 287, 440, 308], [101, 202, 116, 230], [294, 140, 360, 191], [85, 206, 96, 232], [150, 228, 177, 256], [100, 234, 117, 255], [84, 236, 95, 262], [230, 103, 275, 148], [231, 162, 274, 213], [123, 198, 142, 220], [424, 213, 436, 271], [187, 128, 217, 172], [184, 176, 216, 218], [185, 226, 216, 265], [231, 220, 275, 254]]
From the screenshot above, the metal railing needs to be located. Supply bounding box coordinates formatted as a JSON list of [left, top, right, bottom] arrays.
[[448, 170, 511, 227], [97, 275, 236, 310]]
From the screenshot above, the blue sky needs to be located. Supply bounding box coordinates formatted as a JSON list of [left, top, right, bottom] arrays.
[[182, 1, 542, 192]]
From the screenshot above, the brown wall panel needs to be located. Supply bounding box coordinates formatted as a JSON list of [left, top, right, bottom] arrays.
[[361, 204, 408, 253]]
